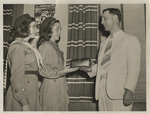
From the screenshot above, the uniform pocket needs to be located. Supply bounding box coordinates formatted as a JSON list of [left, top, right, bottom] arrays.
[[48, 79, 60, 94], [24, 48, 35, 65], [25, 76, 38, 94]]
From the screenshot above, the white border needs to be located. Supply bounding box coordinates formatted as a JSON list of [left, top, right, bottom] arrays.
[[0, 0, 149, 114]]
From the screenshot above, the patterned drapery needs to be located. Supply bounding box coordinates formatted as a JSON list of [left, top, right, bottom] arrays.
[[66, 4, 98, 102], [3, 4, 24, 91], [3, 4, 14, 91]]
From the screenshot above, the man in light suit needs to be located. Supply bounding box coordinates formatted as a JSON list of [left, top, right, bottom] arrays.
[[81, 8, 141, 111]]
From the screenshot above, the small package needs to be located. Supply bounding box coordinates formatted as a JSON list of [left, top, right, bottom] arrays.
[[70, 58, 91, 68]]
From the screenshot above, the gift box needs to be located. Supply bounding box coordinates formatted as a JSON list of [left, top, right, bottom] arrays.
[[70, 58, 91, 68]]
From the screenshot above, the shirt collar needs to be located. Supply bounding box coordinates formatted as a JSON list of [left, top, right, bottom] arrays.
[[15, 37, 29, 42], [49, 40, 64, 55], [111, 30, 122, 39]]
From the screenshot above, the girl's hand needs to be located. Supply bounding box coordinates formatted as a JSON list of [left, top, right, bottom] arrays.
[[63, 66, 79, 74], [22, 104, 32, 111]]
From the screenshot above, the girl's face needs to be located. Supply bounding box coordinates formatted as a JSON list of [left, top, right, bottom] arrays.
[[51, 22, 62, 42], [29, 21, 39, 38]]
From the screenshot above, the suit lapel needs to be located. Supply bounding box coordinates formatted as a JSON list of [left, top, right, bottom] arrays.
[[111, 31, 124, 54], [108, 31, 125, 71]]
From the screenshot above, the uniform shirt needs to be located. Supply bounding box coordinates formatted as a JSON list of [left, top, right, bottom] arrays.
[[7, 38, 39, 106]]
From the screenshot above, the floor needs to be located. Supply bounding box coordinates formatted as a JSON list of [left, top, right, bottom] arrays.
[[132, 102, 146, 111], [69, 102, 146, 111]]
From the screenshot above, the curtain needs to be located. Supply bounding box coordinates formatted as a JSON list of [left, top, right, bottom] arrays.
[[3, 4, 14, 92], [66, 4, 98, 102], [3, 4, 24, 92], [12, 4, 24, 27]]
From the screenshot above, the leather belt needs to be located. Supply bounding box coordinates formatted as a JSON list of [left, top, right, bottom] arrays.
[[25, 71, 39, 75]]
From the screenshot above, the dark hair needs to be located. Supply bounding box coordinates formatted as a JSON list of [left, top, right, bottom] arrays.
[[37, 19, 60, 47], [11, 17, 35, 39], [103, 8, 121, 22]]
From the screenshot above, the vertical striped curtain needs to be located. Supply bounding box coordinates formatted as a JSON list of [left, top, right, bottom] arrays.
[[66, 4, 98, 102], [3, 4, 14, 92], [3, 4, 24, 92], [12, 4, 24, 27]]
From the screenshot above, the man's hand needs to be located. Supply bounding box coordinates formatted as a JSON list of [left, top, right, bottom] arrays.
[[123, 89, 134, 106], [80, 67, 92, 72]]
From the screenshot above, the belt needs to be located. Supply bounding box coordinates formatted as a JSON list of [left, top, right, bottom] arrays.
[[25, 71, 39, 75]]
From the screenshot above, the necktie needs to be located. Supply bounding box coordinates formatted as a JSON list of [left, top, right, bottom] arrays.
[[101, 36, 113, 70]]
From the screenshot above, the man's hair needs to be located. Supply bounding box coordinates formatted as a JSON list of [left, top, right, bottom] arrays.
[[103, 8, 121, 22]]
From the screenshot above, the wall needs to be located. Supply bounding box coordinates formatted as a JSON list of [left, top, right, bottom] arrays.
[[24, 4, 68, 66], [123, 4, 146, 102], [55, 4, 68, 66]]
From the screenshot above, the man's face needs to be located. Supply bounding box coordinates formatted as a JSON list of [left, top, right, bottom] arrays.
[[101, 10, 115, 32]]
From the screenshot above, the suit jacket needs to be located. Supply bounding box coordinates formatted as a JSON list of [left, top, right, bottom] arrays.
[[89, 30, 141, 100]]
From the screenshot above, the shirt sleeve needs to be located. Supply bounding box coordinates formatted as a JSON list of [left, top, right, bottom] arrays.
[[38, 43, 64, 79], [8, 44, 29, 106], [87, 64, 97, 77]]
